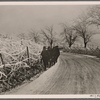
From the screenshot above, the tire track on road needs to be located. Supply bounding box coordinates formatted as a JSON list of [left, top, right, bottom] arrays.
[[77, 58, 97, 94], [83, 58, 100, 93], [73, 58, 86, 94]]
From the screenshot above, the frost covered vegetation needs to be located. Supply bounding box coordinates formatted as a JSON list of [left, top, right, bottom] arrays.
[[63, 46, 100, 58], [0, 39, 44, 93]]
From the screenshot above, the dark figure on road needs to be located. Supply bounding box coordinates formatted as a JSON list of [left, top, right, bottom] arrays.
[[47, 46, 52, 67], [55, 46, 60, 62], [41, 46, 48, 70], [41, 45, 60, 70], [52, 46, 60, 64]]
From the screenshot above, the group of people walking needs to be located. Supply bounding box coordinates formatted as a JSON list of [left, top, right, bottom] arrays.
[[41, 46, 60, 70]]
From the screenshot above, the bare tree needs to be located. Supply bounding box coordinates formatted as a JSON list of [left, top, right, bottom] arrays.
[[28, 30, 40, 43], [88, 5, 100, 26], [17, 33, 26, 40], [73, 16, 95, 48], [61, 24, 77, 48], [41, 26, 56, 48], [1, 33, 12, 40], [17, 33, 26, 45]]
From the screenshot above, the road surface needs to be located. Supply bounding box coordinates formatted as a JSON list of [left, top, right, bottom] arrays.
[[4, 53, 100, 94]]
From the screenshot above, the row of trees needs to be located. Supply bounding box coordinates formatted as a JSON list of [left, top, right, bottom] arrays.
[[1, 5, 100, 49], [28, 5, 100, 48], [61, 5, 100, 48]]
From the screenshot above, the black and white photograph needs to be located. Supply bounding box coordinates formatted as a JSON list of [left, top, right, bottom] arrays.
[[0, 2, 100, 97]]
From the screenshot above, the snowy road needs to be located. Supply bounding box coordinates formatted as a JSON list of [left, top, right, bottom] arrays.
[[4, 53, 100, 94]]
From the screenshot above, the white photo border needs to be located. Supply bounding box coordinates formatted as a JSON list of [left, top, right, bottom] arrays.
[[0, 1, 100, 99]]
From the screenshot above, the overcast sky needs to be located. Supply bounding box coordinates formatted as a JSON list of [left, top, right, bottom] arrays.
[[0, 5, 89, 35], [1, 5, 100, 46]]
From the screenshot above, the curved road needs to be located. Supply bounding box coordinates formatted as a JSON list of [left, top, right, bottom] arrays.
[[4, 53, 100, 94]]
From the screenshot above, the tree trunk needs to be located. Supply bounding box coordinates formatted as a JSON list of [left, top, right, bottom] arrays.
[[69, 43, 72, 48], [83, 37, 87, 48], [84, 42, 87, 48], [69, 37, 72, 48], [50, 40, 53, 48]]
